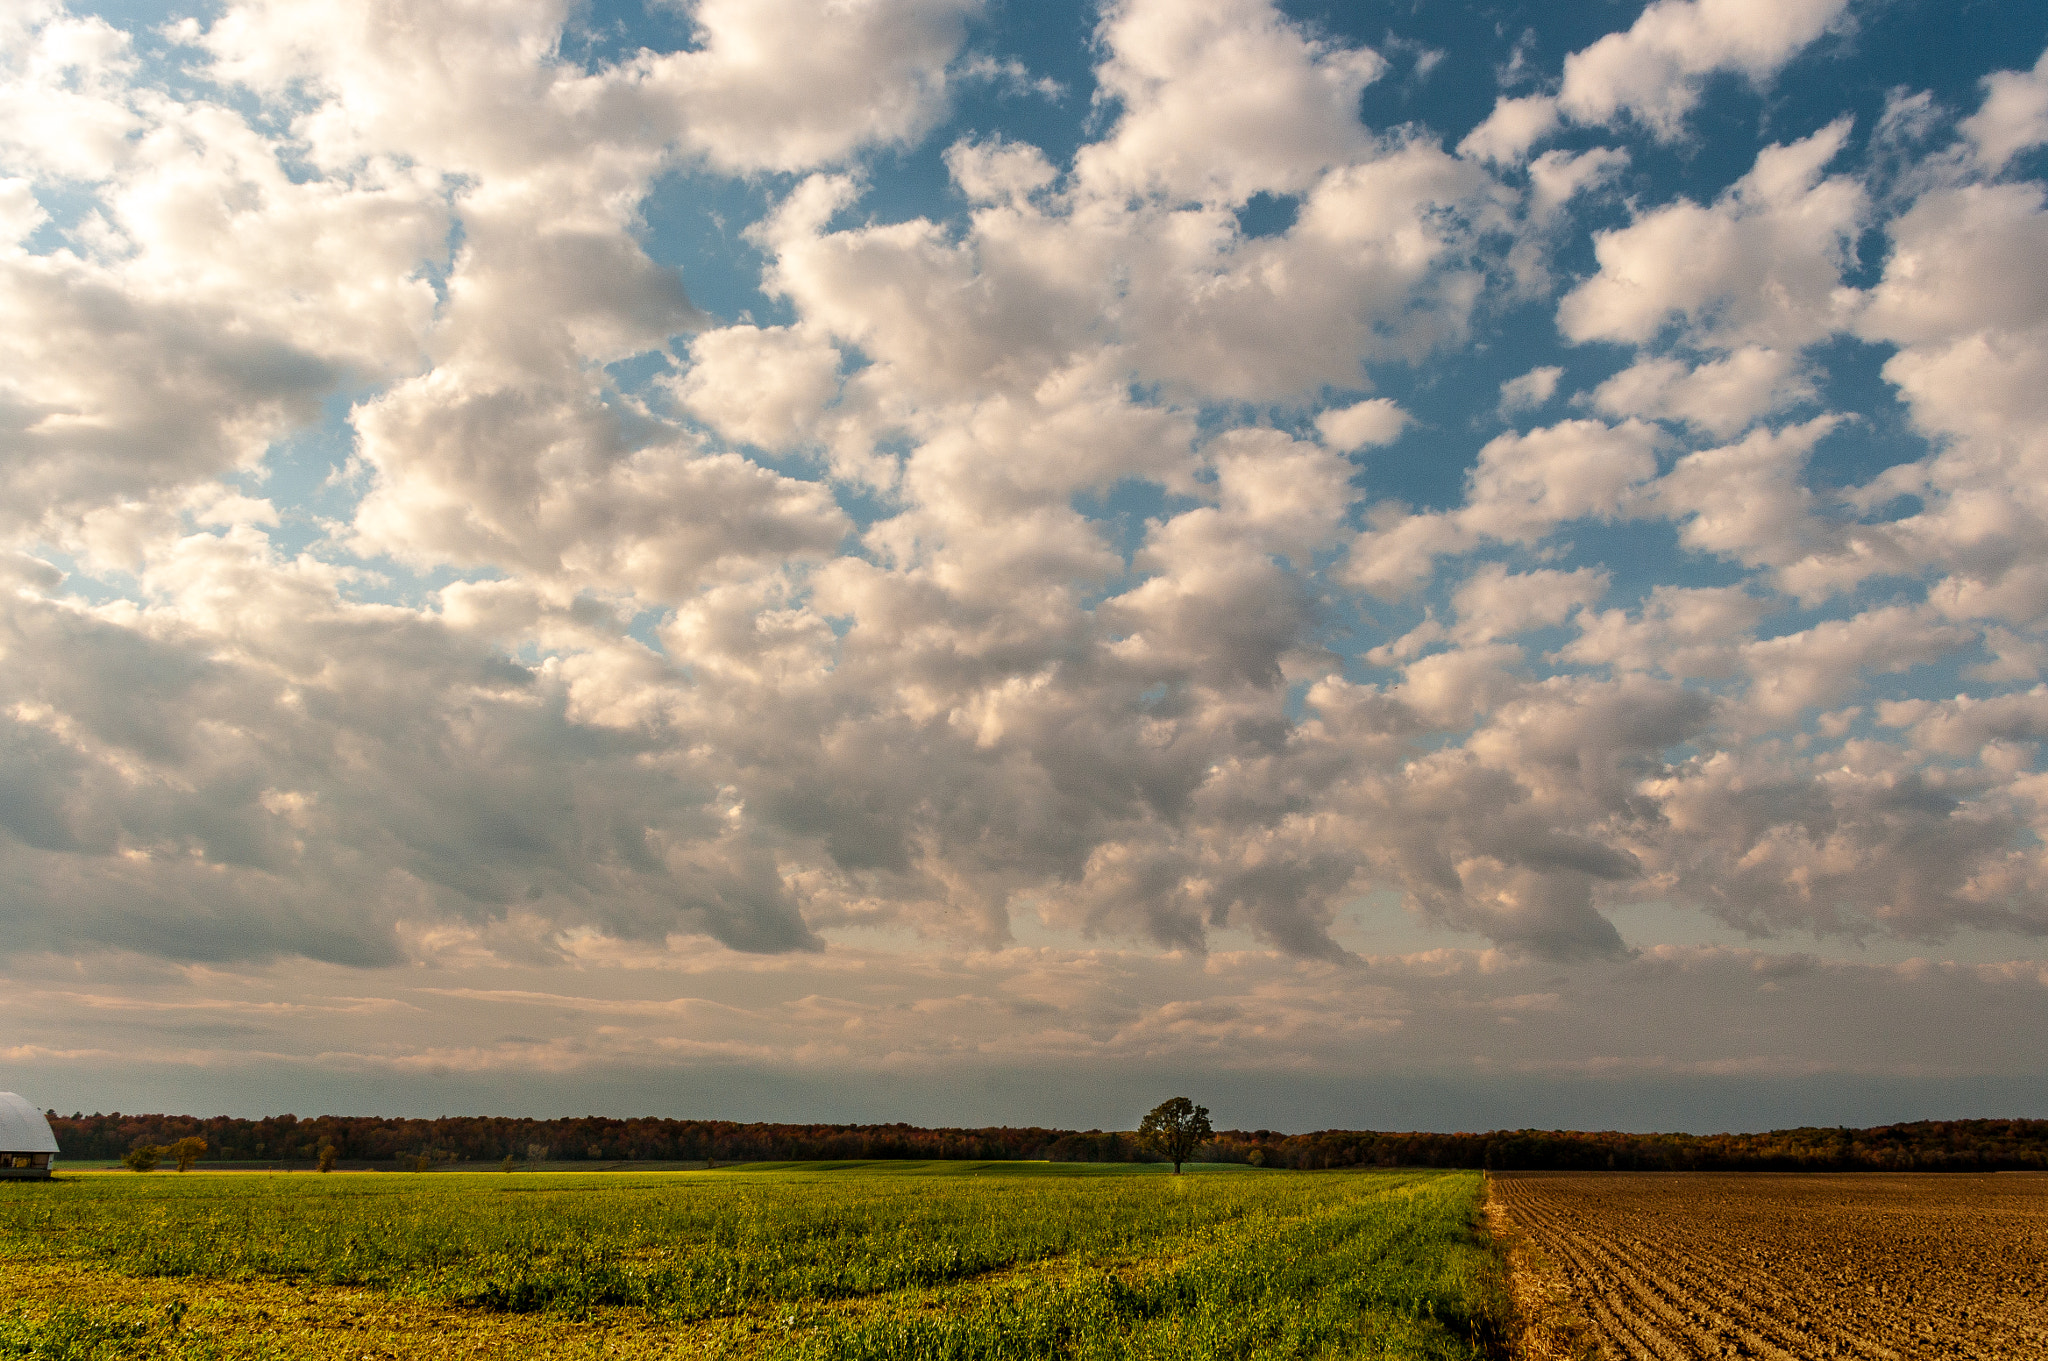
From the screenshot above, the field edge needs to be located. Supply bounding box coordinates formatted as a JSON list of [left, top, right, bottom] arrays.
[[1482, 1173, 1596, 1361]]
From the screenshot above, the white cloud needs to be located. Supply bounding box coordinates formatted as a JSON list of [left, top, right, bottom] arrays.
[[1739, 604, 1967, 726], [200, 0, 975, 177], [1639, 738, 2045, 942], [1114, 140, 1503, 398], [1315, 397, 1409, 450], [674, 326, 843, 452], [1858, 182, 2048, 348], [351, 381, 850, 598], [1556, 0, 1850, 140], [1878, 686, 2048, 756], [1558, 119, 1865, 349], [1077, 0, 1385, 205], [1498, 365, 1562, 413], [1458, 0, 1850, 169], [1448, 563, 1610, 644], [1646, 417, 1845, 589], [656, 0, 978, 173], [1962, 47, 2048, 172], [1346, 419, 1661, 598], [761, 126, 1505, 408], [1526, 146, 1630, 223], [944, 136, 1058, 205], [1591, 346, 1814, 437], [1342, 508, 1475, 601], [1850, 149, 2048, 626], [1560, 584, 1767, 679], [1210, 429, 1356, 563], [0, 5, 139, 180], [1458, 94, 1558, 166], [0, 8, 462, 544], [1968, 628, 2048, 683], [0, 178, 46, 244], [1458, 418, 1662, 543]]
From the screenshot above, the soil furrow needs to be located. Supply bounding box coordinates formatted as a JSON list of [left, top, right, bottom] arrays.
[[1495, 1174, 2048, 1361], [1575, 1221, 1854, 1357], [1505, 1189, 1771, 1360], [1542, 1233, 1694, 1360], [1554, 1229, 1803, 1358]]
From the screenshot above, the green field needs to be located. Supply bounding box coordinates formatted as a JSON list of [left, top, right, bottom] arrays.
[[0, 1163, 1508, 1360]]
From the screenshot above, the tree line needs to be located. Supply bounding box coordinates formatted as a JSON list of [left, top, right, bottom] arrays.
[[1198, 1119, 2048, 1172], [49, 1113, 1072, 1166], [45, 1111, 2048, 1172]]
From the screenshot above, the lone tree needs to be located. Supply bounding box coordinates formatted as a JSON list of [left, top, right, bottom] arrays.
[[122, 1144, 162, 1173], [168, 1136, 206, 1172], [1138, 1097, 1212, 1175]]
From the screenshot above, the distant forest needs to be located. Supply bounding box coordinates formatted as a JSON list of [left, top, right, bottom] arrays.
[[44, 1113, 2048, 1172]]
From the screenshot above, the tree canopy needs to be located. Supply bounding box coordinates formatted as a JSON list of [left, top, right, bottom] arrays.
[[1138, 1097, 1213, 1174]]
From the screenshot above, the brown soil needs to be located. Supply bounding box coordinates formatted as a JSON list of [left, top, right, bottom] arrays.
[[1491, 1171, 2048, 1360]]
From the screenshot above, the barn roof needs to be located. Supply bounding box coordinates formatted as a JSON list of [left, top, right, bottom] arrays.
[[0, 1093, 58, 1154]]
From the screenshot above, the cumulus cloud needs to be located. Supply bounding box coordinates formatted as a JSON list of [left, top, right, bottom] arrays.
[[1498, 365, 1563, 413], [1560, 584, 1767, 680], [1556, 0, 1850, 139], [1878, 687, 2048, 755], [1644, 418, 1848, 591], [672, 326, 844, 452], [1458, 419, 1662, 540], [1640, 739, 2048, 943], [1559, 120, 1865, 349], [1077, 0, 1386, 204], [1315, 398, 1410, 450], [1527, 148, 1630, 225], [1348, 419, 1662, 597], [751, 20, 1506, 411], [1457, 95, 1559, 166], [0, 5, 450, 540], [0, 533, 826, 962], [1590, 347, 1814, 437], [1848, 92, 2048, 628], [1739, 604, 1969, 726], [1962, 47, 2048, 172], [655, 0, 978, 173], [1460, 0, 1848, 164]]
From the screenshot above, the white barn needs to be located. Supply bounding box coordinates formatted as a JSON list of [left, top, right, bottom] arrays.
[[0, 1093, 57, 1180]]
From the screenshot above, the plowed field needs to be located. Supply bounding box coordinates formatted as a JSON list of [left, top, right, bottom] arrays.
[[1493, 1171, 2048, 1359]]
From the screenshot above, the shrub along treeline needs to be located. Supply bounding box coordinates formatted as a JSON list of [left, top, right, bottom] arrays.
[[45, 1112, 2048, 1171]]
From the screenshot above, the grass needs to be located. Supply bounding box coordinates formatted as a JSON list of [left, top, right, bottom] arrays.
[[0, 1163, 1509, 1360]]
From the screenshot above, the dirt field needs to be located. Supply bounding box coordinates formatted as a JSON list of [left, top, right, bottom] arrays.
[[1491, 1172, 2048, 1359]]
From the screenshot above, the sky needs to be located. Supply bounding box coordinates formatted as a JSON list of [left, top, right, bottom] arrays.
[[3, 0, 2048, 1135]]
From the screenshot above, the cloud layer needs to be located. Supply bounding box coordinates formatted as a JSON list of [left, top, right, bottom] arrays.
[[3, 0, 2047, 1119]]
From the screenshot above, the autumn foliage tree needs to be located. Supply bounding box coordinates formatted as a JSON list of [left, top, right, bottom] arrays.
[[1139, 1097, 1212, 1175], [169, 1136, 207, 1171]]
